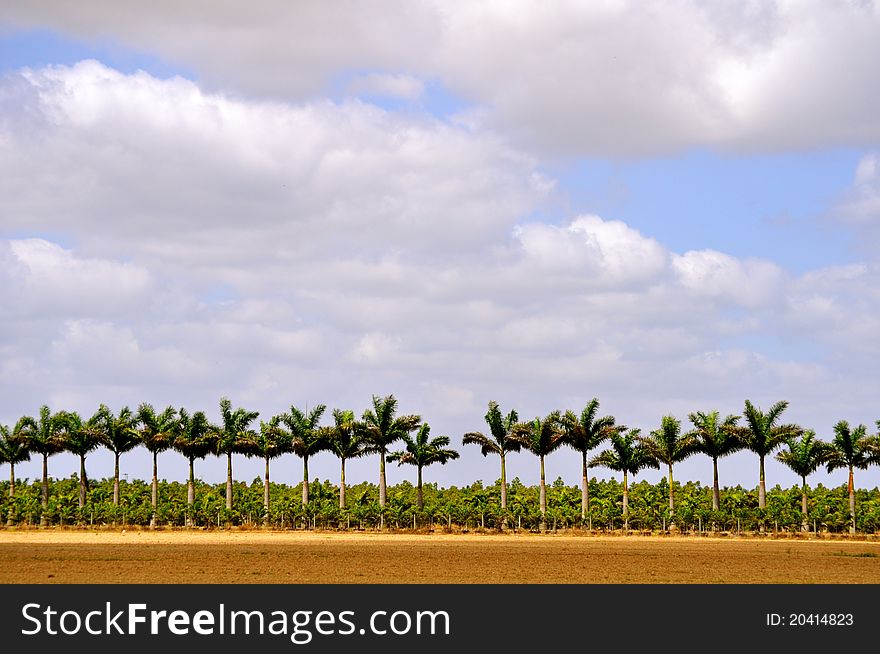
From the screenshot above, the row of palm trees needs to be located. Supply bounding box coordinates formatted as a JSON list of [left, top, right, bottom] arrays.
[[462, 399, 880, 533], [0, 395, 455, 527], [1, 395, 878, 533]]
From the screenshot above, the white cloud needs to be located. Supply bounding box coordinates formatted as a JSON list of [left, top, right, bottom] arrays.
[[3, 1, 879, 155], [0, 61, 548, 268], [672, 249, 783, 308], [832, 152, 880, 225], [3, 238, 152, 318], [515, 215, 668, 285], [351, 332, 400, 364]]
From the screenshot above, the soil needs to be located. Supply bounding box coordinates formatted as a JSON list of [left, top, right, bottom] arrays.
[[2, 530, 879, 584]]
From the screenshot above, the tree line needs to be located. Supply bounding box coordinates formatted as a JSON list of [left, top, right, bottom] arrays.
[[1, 395, 878, 533]]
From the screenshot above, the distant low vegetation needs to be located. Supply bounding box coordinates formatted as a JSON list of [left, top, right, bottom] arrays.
[[1, 395, 878, 533], [1, 475, 879, 534]]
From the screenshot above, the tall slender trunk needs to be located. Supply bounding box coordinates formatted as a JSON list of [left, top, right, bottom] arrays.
[[416, 466, 424, 511], [758, 454, 766, 508], [302, 453, 310, 508], [500, 452, 508, 530], [378, 450, 387, 529], [78, 454, 87, 510], [187, 457, 195, 528], [226, 452, 233, 512], [339, 457, 346, 510], [801, 476, 809, 532], [539, 454, 547, 532], [378, 450, 386, 507], [581, 451, 589, 524], [667, 462, 675, 525], [623, 470, 629, 531], [712, 457, 720, 512], [264, 455, 270, 526], [7, 462, 15, 526], [150, 451, 158, 528], [40, 453, 49, 527], [113, 452, 120, 506], [848, 466, 855, 534]]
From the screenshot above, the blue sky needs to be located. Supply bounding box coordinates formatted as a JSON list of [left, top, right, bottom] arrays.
[[0, 28, 191, 79], [1, 5, 879, 493], [549, 149, 860, 271]]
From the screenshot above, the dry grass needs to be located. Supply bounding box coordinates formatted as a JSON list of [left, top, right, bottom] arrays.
[[2, 529, 879, 584]]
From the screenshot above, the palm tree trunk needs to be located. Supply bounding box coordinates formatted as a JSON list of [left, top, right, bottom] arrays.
[[40, 452, 49, 527], [78, 454, 87, 510], [226, 451, 233, 512], [264, 455, 270, 527], [416, 465, 424, 511], [712, 457, 720, 512], [539, 454, 547, 532], [302, 453, 310, 508], [378, 450, 387, 508], [667, 462, 675, 525], [848, 465, 855, 534], [623, 470, 629, 531], [758, 454, 766, 509], [801, 476, 808, 532], [339, 457, 346, 510], [187, 456, 195, 528], [581, 451, 589, 525], [7, 462, 14, 526], [500, 452, 508, 530], [150, 451, 158, 528], [112, 452, 120, 505]]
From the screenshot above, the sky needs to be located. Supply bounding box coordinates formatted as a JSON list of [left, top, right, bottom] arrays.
[[1, 1, 879, 494]]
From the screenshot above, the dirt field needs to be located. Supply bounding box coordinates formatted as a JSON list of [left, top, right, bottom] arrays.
[[1, 530, 879, 584]]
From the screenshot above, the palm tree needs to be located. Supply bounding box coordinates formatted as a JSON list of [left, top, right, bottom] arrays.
[[361, 395, 421, 517], [15, 406, 66, 526], [172, 407, 217, 527], [739, 400, 801, 509], [590, 428, 659, 531], [639, 415, 699, 526], [282, 404, 327, 512], [388, 423, 459, 511], [243, 415, 290, 526], [322, 409, 367, 510], [0, 424, 30, 525], [58, 410, 100, 511], [137, 403, 178, 528], [687, 411, 742, 512], [825, 420, 872, 534], [91, 404, 139, 506], [217, 397, 260, 513], [511, 411, 565, 531], [775, 430, 833, 531], [561, 399, 621, 526], [462, 400, 521, 527]]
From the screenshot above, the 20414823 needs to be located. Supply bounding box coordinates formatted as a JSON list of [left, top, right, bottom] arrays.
[[766, 613, 854, 626]]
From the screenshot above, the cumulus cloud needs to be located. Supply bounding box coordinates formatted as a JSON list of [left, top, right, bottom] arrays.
[[833, 152, 880, 225], [514, 215, 668, 285], [0, 60, 548, 270], [672, 249, 783, 308], [2, 238, 152, 318], [3, 1, 880, 155]]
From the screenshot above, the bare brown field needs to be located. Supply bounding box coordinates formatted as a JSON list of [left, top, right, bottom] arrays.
[[2, 530, 879, 584]]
